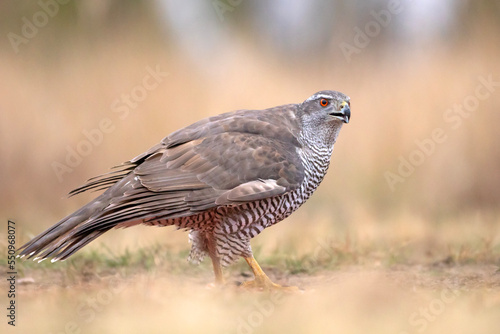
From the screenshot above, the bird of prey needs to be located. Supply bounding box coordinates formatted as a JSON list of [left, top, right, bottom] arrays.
[[19, 90, 350, 290]]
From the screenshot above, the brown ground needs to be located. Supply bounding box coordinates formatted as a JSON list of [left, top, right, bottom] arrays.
[[3, 248, 499, 334]]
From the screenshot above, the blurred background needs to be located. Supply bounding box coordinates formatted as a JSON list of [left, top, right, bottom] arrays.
[[2, 2, 500, 334], [0, 0, 499, 254]]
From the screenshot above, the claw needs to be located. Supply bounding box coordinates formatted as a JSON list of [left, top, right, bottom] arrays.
[[240, 256, 302, 292]]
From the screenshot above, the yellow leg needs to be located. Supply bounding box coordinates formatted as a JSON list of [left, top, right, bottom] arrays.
[[240, 256, 300, 291]]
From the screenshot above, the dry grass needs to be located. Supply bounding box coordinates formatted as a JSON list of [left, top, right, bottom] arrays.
[[2, 212, 500, 334], [4, 266, 500, 334]]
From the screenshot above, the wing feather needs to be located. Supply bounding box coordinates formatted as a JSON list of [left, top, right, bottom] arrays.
[[66, 105, 305, 229], [21, 105, 308, 261]]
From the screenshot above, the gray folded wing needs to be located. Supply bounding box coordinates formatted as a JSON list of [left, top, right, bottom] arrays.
[[73, 106, 305, 229]]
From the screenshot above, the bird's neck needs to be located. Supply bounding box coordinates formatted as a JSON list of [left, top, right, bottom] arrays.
[[299, 123, 343, 157]]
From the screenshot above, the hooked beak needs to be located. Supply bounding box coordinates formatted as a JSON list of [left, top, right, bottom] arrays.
[[329, 101, 350, 124]]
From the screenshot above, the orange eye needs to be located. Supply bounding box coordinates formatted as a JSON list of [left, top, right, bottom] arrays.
[[320, 99, 329, 107]]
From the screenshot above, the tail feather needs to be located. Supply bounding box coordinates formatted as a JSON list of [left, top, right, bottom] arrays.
[[52, 230, 108, 261], [18, 153, 160, 262], [18, 195, 109, 261], [18, 150, 196, 262]]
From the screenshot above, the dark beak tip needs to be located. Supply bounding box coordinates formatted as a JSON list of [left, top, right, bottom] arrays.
[[344, 108, 351, 124]]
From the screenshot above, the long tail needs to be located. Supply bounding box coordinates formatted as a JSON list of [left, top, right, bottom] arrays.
[[17, 163, 140, 262], [17, 149, 168, 262], [17, 192, 113, 262]]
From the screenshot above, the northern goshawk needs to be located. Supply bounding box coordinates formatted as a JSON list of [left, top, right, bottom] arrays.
[[19, 90, 350, 290]]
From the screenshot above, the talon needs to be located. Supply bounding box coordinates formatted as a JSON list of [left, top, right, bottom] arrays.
[[239, 256, 302, 292]]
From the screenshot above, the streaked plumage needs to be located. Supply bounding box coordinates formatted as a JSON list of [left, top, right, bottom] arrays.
[[19, 90, 350, 289]]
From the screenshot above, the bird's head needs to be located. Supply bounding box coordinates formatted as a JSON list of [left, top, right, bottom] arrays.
[[301, 90, 351, 124], [298, 90, 350, 147]]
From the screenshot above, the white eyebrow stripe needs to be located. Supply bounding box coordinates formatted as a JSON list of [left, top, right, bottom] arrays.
[[305, 93, 334, 102]]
